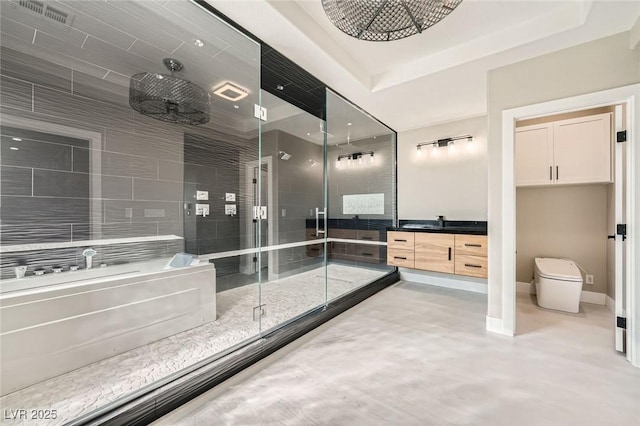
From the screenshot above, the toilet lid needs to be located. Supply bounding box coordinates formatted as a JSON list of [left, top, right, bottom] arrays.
[[535, 258, 582, 282]]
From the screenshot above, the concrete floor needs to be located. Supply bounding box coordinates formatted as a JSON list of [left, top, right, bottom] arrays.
[[155, 281, 640, 426]]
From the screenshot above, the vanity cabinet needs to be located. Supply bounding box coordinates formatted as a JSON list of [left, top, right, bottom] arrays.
[[307, 228, 382, 263], [388, 231, 488, 278], [515, 112, 612, 187]]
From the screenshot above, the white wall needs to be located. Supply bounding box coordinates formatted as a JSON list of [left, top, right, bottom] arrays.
[[398, 116, 487, 220], [487, 31, 640, 320]]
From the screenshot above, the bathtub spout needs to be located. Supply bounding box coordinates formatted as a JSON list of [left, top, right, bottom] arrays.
[[82, 248, 97, 270]]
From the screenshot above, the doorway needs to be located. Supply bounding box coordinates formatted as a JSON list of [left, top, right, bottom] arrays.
[[513, 106, 623, 350], [496, 84, 639, 367]]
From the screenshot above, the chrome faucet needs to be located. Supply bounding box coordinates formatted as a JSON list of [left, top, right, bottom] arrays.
[[82, 248, 97, 270], [437, 215, 445, 228]]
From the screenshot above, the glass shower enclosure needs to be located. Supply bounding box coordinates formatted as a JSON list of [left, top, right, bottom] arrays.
[[0, 0, 396, 423]]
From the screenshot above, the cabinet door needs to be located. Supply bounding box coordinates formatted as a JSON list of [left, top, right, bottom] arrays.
[[414, 233, 454, 274], [554, 113, 612, 184], [515, 123, 554, 187]]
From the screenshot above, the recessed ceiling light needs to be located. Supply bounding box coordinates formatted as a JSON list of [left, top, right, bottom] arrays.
[[233, 105, 239, 109], [306, 132, 311, 136], [276, 85, 284, 91], [347, 122, 352, 126], [10, 147, 19, 151], [11, 137, 22, 141], [194, 39, 205, 48], [212, 81, 249, 101]]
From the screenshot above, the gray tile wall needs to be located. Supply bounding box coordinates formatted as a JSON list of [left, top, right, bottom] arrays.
[[183, 133, 248, 277], [262, 130, 324, 277], [0, 46, 251, 280]]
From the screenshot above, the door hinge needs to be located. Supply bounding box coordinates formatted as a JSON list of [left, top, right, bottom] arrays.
[[617, 316, 627, 329], [616, 224, 627, 241], [252, 256, 257, 263], [254, 104, 267, 121], [253, 304, 266, 321], [616, 130, 627, 143]]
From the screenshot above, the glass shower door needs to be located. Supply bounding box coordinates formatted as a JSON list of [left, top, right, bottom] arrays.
[[257, 90, 327, 333]]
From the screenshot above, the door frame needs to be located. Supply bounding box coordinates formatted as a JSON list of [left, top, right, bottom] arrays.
[[241, 156, 275, 279], [493, 83, 639, 367]]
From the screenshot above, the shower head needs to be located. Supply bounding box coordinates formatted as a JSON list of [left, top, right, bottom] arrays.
[[279, 151, 292, 160]]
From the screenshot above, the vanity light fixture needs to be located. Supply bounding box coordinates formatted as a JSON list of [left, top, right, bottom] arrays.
[[11, 137, 22, 141], [213, 81, 249, 101], [337, 150, 375, 165], [416, 134, 472, 153]]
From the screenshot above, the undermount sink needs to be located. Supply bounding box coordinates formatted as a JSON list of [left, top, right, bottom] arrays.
[[401, 224, 444, 230]]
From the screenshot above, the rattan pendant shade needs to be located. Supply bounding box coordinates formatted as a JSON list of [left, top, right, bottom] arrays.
[[322, 0, 463, 41]]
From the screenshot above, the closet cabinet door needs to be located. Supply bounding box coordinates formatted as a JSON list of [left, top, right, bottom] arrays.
[[515, 123, 554, 187], [554, 113, 612, 185]]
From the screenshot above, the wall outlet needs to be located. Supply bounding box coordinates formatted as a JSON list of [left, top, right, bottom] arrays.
[[586, 274, 594, 285], [225, 204, 237, 216]]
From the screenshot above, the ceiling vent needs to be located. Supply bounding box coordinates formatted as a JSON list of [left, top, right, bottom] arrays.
[[17, 0, 71, 25]]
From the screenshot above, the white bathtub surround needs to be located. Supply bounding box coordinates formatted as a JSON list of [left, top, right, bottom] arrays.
[[0, 235, 184, 254], [0, 264, 385, 426], [0, 259, 216, 396]]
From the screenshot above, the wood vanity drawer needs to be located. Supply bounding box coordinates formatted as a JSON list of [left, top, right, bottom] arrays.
[[455, 235, 488, 257], [455, 254, 488, 278], [387, 249, 414, 268], [357, 230, 380, 242], [387, 231, 415, 250], [306, 229, 322, 240], [329, 228, 356, 239]]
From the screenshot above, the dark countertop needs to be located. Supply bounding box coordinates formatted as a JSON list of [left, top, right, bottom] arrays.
[[387, 220, 487, 236]]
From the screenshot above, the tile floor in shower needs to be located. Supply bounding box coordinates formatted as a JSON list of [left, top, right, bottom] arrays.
[[0, 263, 388, 426]]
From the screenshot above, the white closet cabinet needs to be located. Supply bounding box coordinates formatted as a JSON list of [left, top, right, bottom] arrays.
[[515, 112, 612, 187]]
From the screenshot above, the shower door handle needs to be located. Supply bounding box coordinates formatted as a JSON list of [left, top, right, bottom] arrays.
[[315, 207, 326, 235]]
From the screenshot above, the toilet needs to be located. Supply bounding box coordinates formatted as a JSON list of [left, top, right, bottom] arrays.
[[534, 257, 583, 313]]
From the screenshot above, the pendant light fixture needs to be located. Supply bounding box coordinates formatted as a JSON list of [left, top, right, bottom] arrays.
[[322, 0, 463, 42], [129, 58, 210, 125]]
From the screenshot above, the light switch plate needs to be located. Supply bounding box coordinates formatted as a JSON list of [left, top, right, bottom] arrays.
[[196, 190, 209, 200], [225, 193, 236, 202]]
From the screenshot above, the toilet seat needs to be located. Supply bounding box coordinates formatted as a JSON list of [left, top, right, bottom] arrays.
[[534, 258, 582, 282]]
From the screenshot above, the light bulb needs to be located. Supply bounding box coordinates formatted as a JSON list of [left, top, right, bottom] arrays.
[[417, 146, 423, 156], [369, 153, 374, 163], [448, 140, 456, 153]]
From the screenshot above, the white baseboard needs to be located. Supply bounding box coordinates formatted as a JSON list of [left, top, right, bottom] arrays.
[[580, 290, 606, 305], [486, 316, 513, 336], [606, 295, 615, 314], [400, 268, 487, 294], [516, 281, 605, 305]]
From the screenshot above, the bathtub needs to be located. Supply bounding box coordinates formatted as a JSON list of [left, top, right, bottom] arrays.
[[0, 258, 216, 396]]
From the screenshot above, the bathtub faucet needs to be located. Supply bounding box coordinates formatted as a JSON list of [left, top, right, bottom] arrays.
[[82, 248, 97, 270]]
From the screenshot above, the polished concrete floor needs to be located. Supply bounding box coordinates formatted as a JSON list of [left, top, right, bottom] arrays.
[[155, 282, 640, 426]]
